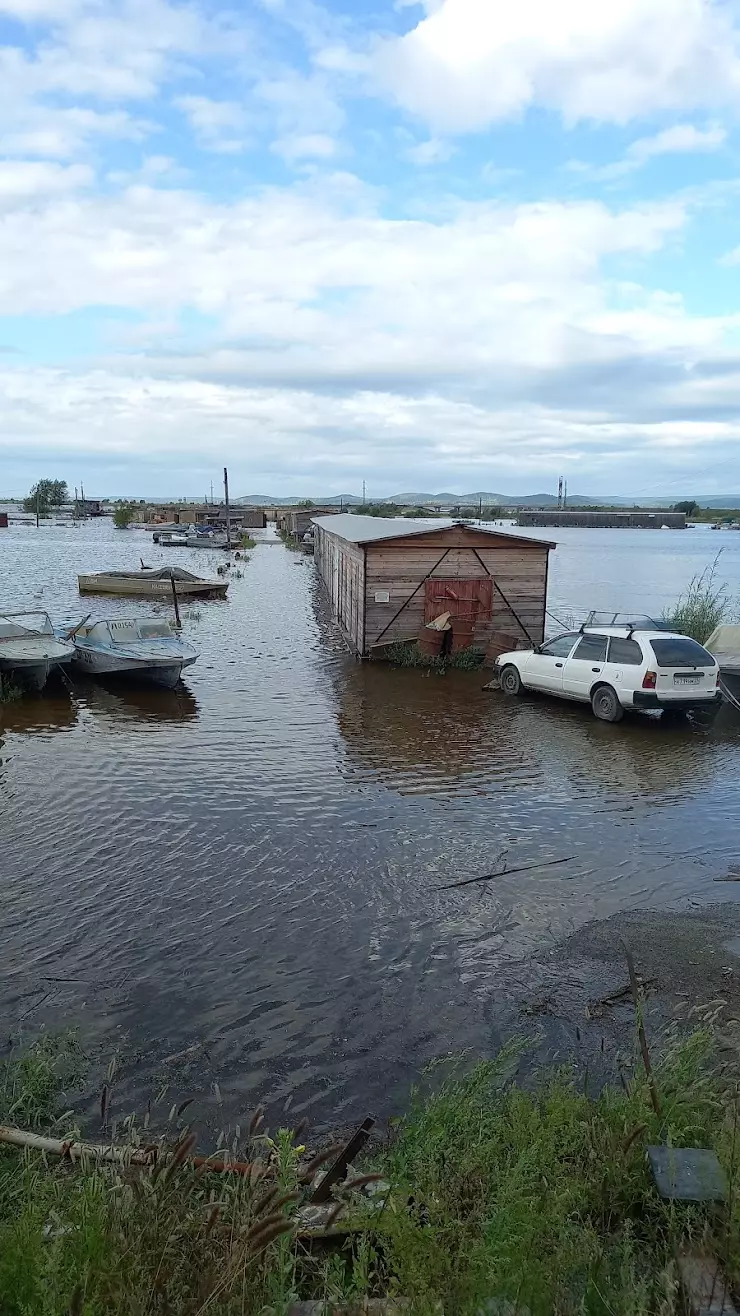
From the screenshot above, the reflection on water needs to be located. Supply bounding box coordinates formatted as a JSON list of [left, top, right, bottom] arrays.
[[79, 681, 200, 725], [1, 520, 740, 1126]]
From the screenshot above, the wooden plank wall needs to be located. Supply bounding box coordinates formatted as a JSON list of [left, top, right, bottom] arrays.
[[314, 527, 365, 653], [364, 532, 549, 651]]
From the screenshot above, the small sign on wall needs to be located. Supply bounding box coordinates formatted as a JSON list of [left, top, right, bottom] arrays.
[[374, 590, 390, 603]]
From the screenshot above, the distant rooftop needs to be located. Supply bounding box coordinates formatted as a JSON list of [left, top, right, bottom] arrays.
[[311, 514, 555, 549]]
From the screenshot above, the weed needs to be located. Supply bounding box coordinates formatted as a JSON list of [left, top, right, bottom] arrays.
[[386, 641, 485, 672], [664, 552, 736, 644], [239, 534, 256, 549], [1, 1029, 739, 1313], [0, 673, 22, 703]]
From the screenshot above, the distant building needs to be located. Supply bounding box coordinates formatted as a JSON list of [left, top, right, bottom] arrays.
[[75, 498, 105, 518], [516, 510, 686, 530]]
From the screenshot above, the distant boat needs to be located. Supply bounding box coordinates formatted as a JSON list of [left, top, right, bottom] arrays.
[[78, 568, 229, 598], [157, 531, 190, 547], [0, 610, 75, 691], [63, 617, 198, 688]]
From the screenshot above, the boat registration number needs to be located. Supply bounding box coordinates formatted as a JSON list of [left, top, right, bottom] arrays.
[[674, 674, 700, 685]]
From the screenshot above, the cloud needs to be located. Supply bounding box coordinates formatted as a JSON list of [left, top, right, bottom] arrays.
[[174, 96, 248, 153], [272, 132, 337, 161], [0, 160, 92, 204], [404, 137, 453, 165], [376, 0, 740, 130], [583, 122, 728, 181]]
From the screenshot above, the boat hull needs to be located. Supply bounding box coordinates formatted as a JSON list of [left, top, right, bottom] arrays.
[[70, 647, 195, 688], [0, 639, 75, 692], [78, 575, 228, 598]]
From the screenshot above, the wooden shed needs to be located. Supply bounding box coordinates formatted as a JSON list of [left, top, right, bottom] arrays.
[[312, 515, 555, 657]]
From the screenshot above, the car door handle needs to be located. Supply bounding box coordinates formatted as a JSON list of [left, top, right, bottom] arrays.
[[592, 667, 601, 673], [555, 662, 563, 668]]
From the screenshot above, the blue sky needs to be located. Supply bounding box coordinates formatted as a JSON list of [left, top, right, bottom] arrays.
[[2, 0, 740, 498]]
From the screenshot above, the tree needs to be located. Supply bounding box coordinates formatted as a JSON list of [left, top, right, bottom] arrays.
[[113, 503, 136, 529], [297, 499, 314, 509], [23, 479, 68, 516], [673, 500, 700, 516]]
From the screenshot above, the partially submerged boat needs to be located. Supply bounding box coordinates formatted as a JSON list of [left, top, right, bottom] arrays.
[[0, 611, 75, 691], [64, 618, 198, 688], [78, 568, 229, 598], [706, 625, 740, 707]]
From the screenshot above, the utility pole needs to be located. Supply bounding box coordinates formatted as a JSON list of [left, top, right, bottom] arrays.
[[362, 479, 366, 505], [210, 480, 214, 505], [36, 485, 39, 528], [563, 480, 568, 508], [557, 477, 563, 510], [223, 466, 232, 551]]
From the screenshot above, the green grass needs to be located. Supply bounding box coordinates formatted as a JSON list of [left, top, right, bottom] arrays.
[[239, 534, 256, 549], [386, 641, 485, 671], [2, 1028, 740, 1313], [664, 553, 736, 644]]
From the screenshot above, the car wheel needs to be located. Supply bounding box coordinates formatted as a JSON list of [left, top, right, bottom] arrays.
[[499, 664, 522, 696], [591, 684, 624, 723]]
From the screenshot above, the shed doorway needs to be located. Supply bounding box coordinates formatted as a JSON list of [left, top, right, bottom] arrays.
[[424, 578, 493, 624]]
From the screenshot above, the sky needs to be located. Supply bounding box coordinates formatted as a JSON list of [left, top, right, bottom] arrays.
[[2, 0, 740, 499]]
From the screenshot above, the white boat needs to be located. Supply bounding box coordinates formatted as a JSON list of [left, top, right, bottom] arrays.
[[78, 568, 229, 598], [158, 531, 190, 547], [706, 625, 740, 707], [64, 617, 198, 688], [0, 611, 75, 691], [185, 533, 229, 549]]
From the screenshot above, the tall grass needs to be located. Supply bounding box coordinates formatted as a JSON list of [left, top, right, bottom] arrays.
[[386, 641, 484, 671], [2, 1029, 740, 1313], [664, 552, 735, 644]]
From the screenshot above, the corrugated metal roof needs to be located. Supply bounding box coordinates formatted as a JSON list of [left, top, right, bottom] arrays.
[[311, 513, 555, 549]]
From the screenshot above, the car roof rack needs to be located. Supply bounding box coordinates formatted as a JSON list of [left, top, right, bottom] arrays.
[[581, 611, 672, 637]]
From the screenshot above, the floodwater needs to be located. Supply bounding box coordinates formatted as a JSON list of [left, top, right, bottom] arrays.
[[1, 518, 740, 1129]]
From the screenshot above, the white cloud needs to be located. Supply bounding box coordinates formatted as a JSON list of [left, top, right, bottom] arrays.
[[1, 105, 152, 158], [584, 122, 728, 180], [377, 0, 740, 130], [272, 132, 337, 161], [175, 96, 247, 153], [0, 161, 92, 204], [404, 137, 453, 165]]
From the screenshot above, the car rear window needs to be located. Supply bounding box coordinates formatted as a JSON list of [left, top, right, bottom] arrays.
[[650, 637, 715, 668], [607, 637, 643, 665]]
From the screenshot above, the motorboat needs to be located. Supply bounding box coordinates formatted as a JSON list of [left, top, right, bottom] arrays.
[[0, 610, 75, 691], [157, 531, 190, 547], [706, 625, 740, 706], [78, 567, 229, 598], [63, 617, 198, 688]]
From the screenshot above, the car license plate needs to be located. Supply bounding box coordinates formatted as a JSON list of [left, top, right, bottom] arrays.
[[674, 675, 700, 686]]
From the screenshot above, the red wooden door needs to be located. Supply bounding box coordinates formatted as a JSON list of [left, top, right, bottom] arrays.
[[424, 577, 493, 623]]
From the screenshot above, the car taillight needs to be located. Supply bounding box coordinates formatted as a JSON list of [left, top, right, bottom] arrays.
[[642, 671, 657, 689]]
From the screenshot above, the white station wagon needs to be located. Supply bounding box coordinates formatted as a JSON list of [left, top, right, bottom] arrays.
[[495, 619, 722, 723]]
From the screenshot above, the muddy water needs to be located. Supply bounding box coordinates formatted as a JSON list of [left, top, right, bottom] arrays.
[[1, 519, 739, 1128]]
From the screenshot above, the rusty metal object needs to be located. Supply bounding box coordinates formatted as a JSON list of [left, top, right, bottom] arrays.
[[309, 1117, 375, 1204]]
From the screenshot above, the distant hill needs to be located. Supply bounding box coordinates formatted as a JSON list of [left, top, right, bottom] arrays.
[[232, 491, 740, 509]]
